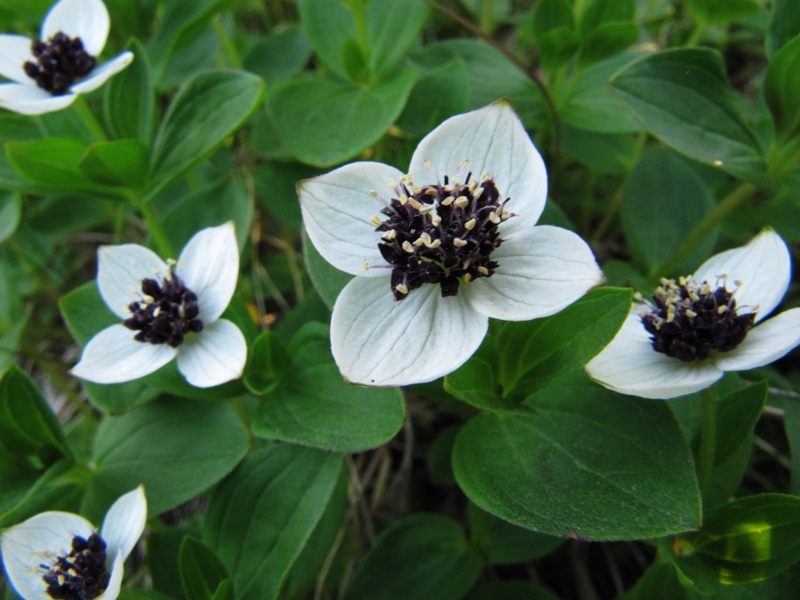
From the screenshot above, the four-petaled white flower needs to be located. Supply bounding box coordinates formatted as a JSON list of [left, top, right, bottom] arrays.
[[71, 222, 247, 388], [0, 0, 133, 115], [299, 101, 604, 386], [586, 229, 800, 399], [1, 486, 146, 600]]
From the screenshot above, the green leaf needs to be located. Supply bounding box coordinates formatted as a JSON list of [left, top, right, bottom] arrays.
[[0, 365, 71, 463], [498, 287, 631, 401], [79, 140, 148, 189], [149, 70, 264, 196], [0, 307, 27, 375], [767, 0, 800, 57], [366, 0, 430, 79], [6, 138, 117, 194], [303, 233, 353, 310], [204, 444, 343, 600], [104, 38, 154, 145], [297, 0, 358, 81], [0, 191, 21, 242], [577, 0, 634, 34], [118, 591, 178, 600], [396, 58, 469, 137], [343, 514, 483, 600], [579, 22, 639, 65], [765, 34, 800, 139], [537, 27, 581, 72], [465, 582, 561, 600], [445, 337, 522, 412], [427, 424, 460, 487], [85, 397, 248, 519], [180, 537, 231, 600], [453, 378, 701, 540], [622, 148, 718, 276], [671, 494, 800, 588], [561, 125, 638, 174], [532, 0, 574, 36], [561, 53, 643, 134], [268, 69, 417, 167], [0, 457, 81, 528], [468, 504, 563, 565], [684, 0, 760, 24], [252, 323, 405, 452], [611, 48, 768, 184], [243, 330, 292, 395], [243, 27, 311, 87]]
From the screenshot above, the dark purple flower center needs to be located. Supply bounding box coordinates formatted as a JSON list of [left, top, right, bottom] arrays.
[[23, 32, 96, 96], [123, 274, 203, 348], [41, 533, 110, 600], [641, 277, 756, 362], [374, 170, 511, 301]]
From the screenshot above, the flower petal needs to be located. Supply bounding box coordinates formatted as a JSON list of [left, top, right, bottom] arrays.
[[97, 550, 124, 600], [71, 325, 177, 383], [0, 82, 76, 115], [176, 223, 238, 323], [408, 100, 548, 236], [298, 161, 404, 276], [42, 0, 110, 57], [464, 225, 603, 321], [1, 511, 95, 600], [331, 276, 488, 386], [100, 485, 147, 564], [98, 243, 168, 319], [0, 35, 34, 83], [585, 309, 723, 399], [176, 319, 247, 388], [693, 228, 791, 322], [715, 308, 800, 372], [70, 51, 134, 94]]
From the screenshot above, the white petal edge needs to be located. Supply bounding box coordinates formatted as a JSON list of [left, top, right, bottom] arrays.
[[97, 243, 168, 319], [71, 325, 177, 383], [176, 223, 238, 324], [42, 0, 110, 57], [1, 512, 95, 600], [0, 35, 34, 83], [0, 83, 76, 115], [715, 308, 800, 372], [464, 225, 604, 321], [331, 276, 489, 386], [70, 51, 134, 94], [585, 309, 723, 400], [176, 319, 247, 388], [693, 228, 791, 323], [100, 485, 147, 564], [96, 551, 124, 600], [299, 161, 405, 276], [408, 100, 548, 236]]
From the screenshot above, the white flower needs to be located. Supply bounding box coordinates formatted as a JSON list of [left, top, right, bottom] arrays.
[[0, 0, 133, 115], [1, 486, 146, 600], [586, 229, 800, 399], [299, 101, 604, 386], [71, 222, 247, 388]]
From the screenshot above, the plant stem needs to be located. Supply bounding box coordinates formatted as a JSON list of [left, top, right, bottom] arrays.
[[698, 386, 717, 501], [212, 14, 243, 70], [479, 0, 495, 34], [654, 182, 758, 277], [72, 95, 108, 142], [139, 201, 174, 257]]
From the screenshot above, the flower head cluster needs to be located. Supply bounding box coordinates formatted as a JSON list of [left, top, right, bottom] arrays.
[[71, 223, 247, 388], [0, 0, 133, 115], [1, 486, 146, 600], [586, 229, 800, 399], [299, 101, 604, 386]]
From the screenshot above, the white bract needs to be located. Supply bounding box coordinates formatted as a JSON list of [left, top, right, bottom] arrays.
[[0, 0, 133, 115], [586, 229, 800, 399], [299, 101, 604, 386], [1, 486, 146, 600], [71, 222, 247, 388]]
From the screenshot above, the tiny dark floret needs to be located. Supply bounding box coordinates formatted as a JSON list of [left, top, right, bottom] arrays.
[[41, 533, 110, 600], [23, 31, 96, 96], [641, 277, 756, 362], [124, 274, 203, 347], [375, 171, 511, 301]]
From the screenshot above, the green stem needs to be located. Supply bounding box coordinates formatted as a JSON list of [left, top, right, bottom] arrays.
[[212, 14, 243, 70], [479, 0, 495, 34], [72, 95, 108, 142], [698, 387, 718, 501], [139, 201, 174, 257], [654, 182, 758, 277]]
